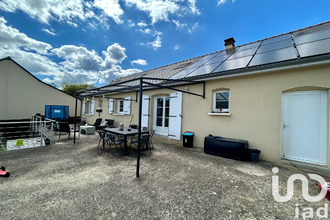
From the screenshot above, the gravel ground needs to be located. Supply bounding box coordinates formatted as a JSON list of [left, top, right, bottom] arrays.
[[0, 134, 329, 220]]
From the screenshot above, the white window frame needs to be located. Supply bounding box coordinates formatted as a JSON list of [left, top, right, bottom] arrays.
[[83, 100, 95, 115], [213, 90, 230, 113], [117, 99, 125, 114]]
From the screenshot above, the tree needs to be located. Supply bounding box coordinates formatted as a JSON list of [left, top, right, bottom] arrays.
[[61, 83, 96, 97]]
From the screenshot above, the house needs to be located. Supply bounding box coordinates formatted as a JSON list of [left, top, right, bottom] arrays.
[[79, 21, 330, 170], [0, 57, 80, 120]]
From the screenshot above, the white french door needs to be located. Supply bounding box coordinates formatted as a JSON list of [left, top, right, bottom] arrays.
[[281, 90, 327, 165], [153, 96, 170, 136]]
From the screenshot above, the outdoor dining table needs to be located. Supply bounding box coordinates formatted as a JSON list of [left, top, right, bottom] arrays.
[[103, 127, 148, 156]]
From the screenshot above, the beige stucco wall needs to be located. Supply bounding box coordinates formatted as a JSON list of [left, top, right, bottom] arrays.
[[0, 59, 80, 120], [83, 62, 330, 167]]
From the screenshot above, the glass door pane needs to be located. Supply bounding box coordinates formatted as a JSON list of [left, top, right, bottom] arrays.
[[165, 97, 170, 127], [156, 98, 163, 126]]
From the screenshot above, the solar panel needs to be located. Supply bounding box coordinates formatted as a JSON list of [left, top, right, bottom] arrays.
[[198, 53, 219, 62], [235, 41, 261, 51], [228, 47, 258, 60], [294, 28, 330, 45], [258, 39, 293, 53], [296, 38, 330, 58], [170, 67, 195, 79], [262, 34, 292, 45], [182, 57, 210, 70], [213, 56, 252, 73], [185, 62, 222, 77], [249, 47, 297, 67], [170, 52, 224, 79]]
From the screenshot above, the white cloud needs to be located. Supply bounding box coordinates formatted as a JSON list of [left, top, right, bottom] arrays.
[[0, 17, 141, 86], [0, 0, 125, 26], [139, 30, 163, 50], [137, 22, 148, 27], [125, 0, 180, 24], [172, 19, 187, 28], [102, 43, 127, 67], [0, 17, 52, 54], [174, 45, 180, 50], [42, 28, 55, 36], [188, 22, 199, 33], [188, 0, 200, 15], [149, 35, 162, 50], [127, 20, 135, 27], [138, 28, 151, 34], [93, 0, 124, 24], [131, 59, 147, 66], [0, 0, 90, 25], [217, 0, 236, 5], [52, 45, 104, 72], [99, 66, 142, 83]]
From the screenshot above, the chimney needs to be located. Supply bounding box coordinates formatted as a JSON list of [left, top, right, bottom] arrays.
[[224, 37, 235, 49]]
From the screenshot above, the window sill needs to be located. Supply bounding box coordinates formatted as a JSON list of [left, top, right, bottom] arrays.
[[113, 113, 125, 116], [208, 112, 231, 116]]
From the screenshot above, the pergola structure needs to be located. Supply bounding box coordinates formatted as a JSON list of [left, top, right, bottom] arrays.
[[74, 77, 205, 177]]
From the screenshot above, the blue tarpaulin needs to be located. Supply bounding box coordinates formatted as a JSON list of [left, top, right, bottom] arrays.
[[45, 105, 69, 120]]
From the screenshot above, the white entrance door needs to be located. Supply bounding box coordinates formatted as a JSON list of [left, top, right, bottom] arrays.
[[153, 96, 170, 136], [282, 90, 327, 165]]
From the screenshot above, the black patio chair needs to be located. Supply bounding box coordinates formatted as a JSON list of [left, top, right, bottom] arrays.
[[130, 134, 151, 153], [108, 134, 126, 156], [58, 122, 70, 139], [93, 118, 103, 130], [130, 126, 148, 144], [105, 119, 115, 128], [97, 130, 111, 151], [129, 124, 138, 129], [148, 130, 155, 153]]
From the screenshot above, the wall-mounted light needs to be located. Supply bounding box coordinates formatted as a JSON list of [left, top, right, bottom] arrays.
[[184, 87, 189, 92]]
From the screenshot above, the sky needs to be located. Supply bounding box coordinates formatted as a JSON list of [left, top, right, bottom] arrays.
[[0, 0, 330, 88]]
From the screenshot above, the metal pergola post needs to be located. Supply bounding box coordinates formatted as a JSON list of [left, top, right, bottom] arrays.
[[136, 77, 143, 177], [74, 96, 78, 144]]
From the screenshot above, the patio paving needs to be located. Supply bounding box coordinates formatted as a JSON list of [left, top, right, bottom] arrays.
[[0, 134, 329, 219]]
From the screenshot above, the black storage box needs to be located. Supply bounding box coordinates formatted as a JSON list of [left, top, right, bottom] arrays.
[[204, 136, 249, 161]]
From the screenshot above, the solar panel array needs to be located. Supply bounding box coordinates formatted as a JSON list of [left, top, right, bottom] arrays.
[[170, 22, 330, 80]]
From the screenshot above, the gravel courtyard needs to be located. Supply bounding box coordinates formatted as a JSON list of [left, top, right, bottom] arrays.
[[0, 134, 329, 220]]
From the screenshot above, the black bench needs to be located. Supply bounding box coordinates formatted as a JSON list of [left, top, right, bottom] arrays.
[[204, 136, 249, 161]]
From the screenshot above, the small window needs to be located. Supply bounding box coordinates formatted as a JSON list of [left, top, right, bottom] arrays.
[[83, 100, 95, 115], [213, 90, 229, 113], [118, 100, 124, 114]]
